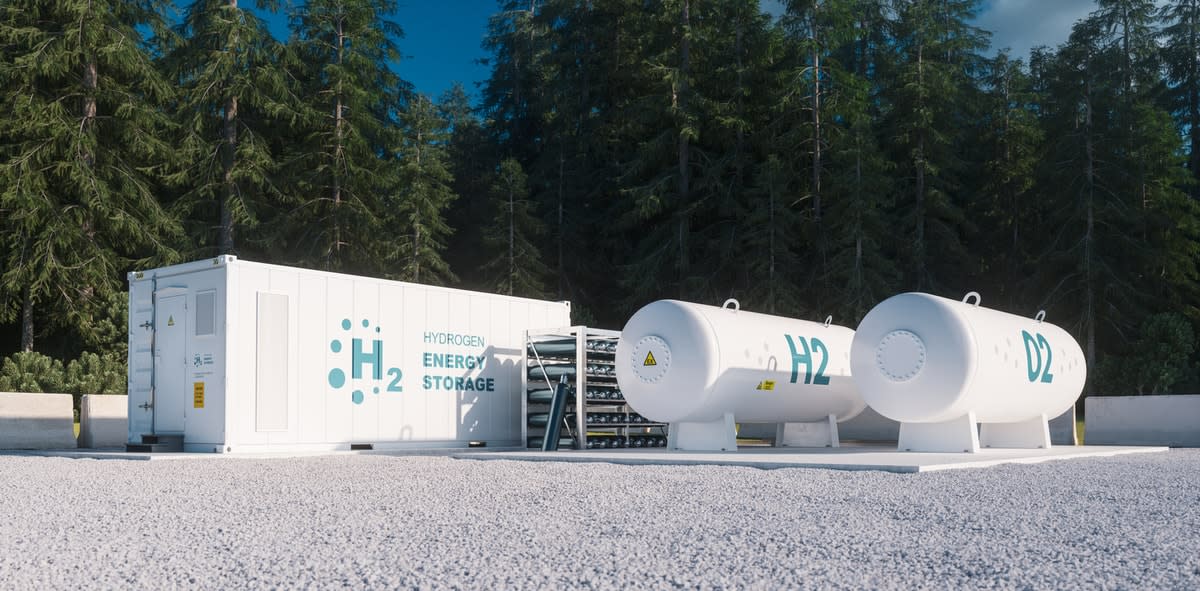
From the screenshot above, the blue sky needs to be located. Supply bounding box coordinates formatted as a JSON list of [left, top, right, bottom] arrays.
[[261, 1, 1099, 104]]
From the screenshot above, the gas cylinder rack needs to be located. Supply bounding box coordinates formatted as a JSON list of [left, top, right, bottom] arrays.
[[523, 326, 668, 449]]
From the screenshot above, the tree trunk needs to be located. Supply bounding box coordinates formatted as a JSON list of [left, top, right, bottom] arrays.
[[734, 18, 745, 183], [811, 10, 822, 225], [811, 5, 826, 307], [81, 58, 97, 166], [219, 0, 238, 255], [1084, 71, 1097, 386], [557, 140, 565, 299], [21, 287, 34, 353], [1003, 67, 1019, 304], [221, 93, 238, 254], [413, 137, 423, 284], [914, 42, 927, 291], [332, 14, 345, 264], [854, 130, 864, 302], [1190, 20, 1200, 197], [677, 0, 691, 298], [768, 169, 776, 314], [508, 183, 516, 296]]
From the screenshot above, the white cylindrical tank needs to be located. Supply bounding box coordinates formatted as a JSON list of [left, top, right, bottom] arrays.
[[850, 292, 1086, 424], [615, 299, 866, 425]]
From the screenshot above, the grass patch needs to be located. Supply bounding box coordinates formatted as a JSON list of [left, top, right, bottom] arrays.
[[1076, 419, 1084, 445], [73, 422, 80, 438]]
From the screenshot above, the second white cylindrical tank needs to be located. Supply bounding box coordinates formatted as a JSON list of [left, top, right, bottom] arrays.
[[850, 292, 1086, 424], [615, 299, 866, 425]]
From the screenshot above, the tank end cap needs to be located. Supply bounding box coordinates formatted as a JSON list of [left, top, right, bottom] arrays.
[[631, 336, 671, 384], [876, 330, 927, 382]]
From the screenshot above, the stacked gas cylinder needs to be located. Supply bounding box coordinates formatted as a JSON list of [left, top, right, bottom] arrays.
[[615, 292, 1086, 453]]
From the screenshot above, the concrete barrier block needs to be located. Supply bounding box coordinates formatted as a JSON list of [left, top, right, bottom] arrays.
[[0, 392, 76, 449], [79, 394, 128, 449], [1086, 395, 1200, 447]]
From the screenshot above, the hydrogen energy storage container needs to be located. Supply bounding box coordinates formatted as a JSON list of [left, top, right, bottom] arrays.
[[126, 256, 571, 452], [850, 291, 1086, 452], [616, 299, 866, 450]]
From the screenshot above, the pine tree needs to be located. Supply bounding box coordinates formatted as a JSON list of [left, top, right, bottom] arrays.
[[1160, 0, 1200, 194], [165, 0, 294, 258], [822, 75, 899, 323], [440, 83, 497, 291], [739, 155, 807, 315], [0, 0, 181, 352], [974, 53, 1044, 308], [687, 0, 776, 304], [481, 158, 548, 297], [389, 93, 457, 285], [1095, 0, 1160, 102], [285, 0, 403, 273], [880, 0, 989, 293], [1032, 17, 1131, 376], [479, 0, 553, 166]]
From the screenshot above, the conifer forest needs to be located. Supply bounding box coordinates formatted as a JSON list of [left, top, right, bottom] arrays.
[[1, 0, 1198, 396]]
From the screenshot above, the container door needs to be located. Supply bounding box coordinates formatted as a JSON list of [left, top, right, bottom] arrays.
[[154, 294, 188, 433]]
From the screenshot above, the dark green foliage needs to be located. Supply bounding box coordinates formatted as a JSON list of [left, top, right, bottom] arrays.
[[1159, 0, 1200, 193], [2, 0, 1200, 396], [973, 52, 1044, 309], [1094, 313, 1196, 394], [283, 0, 404, 274], [389, 94, 457, 285], [0, 350, 125, 395], [482, 159, 548, 297], [0, 350, 124, 422], [880, 0, 989, 294], [0, 352, 67, 393], [64, 352, 127, 396], [0, 0, 182, 353], [440, 83, 496, 292], [163, 0, 294, 259]]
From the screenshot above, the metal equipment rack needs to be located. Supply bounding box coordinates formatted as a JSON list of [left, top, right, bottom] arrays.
[[523, 326, 668, 449]]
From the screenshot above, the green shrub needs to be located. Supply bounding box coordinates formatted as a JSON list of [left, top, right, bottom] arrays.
[[0, 351, 125, 422], [0, 352, 67, 394], [64, 352, 126, 395]]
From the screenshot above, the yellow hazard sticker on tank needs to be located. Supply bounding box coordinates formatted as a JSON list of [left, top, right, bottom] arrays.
[[643, 351, 657, 366], [168, 315, 175, 327], [755, 380, 776, 391], [193, 382, 204, 408]]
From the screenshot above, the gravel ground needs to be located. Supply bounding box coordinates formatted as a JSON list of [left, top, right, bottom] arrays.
[[1, 449, 1198, 590]]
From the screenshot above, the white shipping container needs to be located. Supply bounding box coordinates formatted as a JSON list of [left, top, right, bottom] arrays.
[[127, 256, 571, 452]]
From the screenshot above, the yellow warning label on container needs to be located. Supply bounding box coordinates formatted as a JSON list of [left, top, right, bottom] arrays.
[[643, 351, 657, 366], [755, 380, 776, 391], [193, 382, 204, 408], [168, 315, 175, 327]]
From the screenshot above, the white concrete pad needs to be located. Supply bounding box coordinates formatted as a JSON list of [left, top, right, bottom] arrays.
[[452, 444, 1168, 473], [4, 446, 524, 462]]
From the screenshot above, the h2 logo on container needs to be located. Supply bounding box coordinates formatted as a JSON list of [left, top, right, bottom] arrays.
[[327, 318, 404, 404]]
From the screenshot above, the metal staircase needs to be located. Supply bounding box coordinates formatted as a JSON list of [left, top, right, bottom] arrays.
[[126, 434, 184, 453]]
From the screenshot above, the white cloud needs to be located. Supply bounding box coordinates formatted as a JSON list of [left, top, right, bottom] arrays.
[[760, 0, 1113, 62], [974, 0, 1097, 60]]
